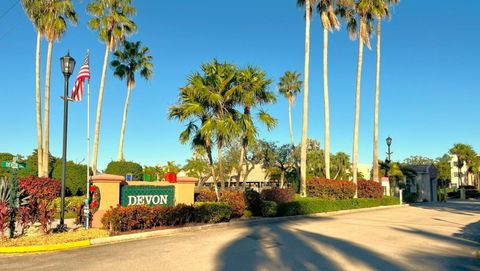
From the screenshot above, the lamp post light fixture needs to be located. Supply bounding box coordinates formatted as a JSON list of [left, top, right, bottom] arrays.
[[57, 52, 75, 231], [386, 136, 393, 163]]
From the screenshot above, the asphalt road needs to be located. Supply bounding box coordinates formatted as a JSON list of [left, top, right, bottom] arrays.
[[1, 200, 479, 271]]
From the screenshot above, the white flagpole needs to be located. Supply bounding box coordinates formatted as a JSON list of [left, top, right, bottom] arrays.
[[86, 50, 91, 229]]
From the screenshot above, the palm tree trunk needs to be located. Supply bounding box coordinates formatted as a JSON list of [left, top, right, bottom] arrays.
[[217, 140, 225, 190], [35, 31, 43, 177], [42, 41, 53, 177], [373, 19, 381, 183], [323, 28, 331, 180], [118, 85, 132, 161], [300, 1, 311, 197], [206, 145, 219, 200], [288, 101, 295, 146], [280, 170, 285, 188], [236, 141, 245, 187], [352, 33, 365, 198], [92, 43, 110, 174]]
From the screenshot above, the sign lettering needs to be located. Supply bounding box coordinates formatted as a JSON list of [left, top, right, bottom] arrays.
[[121, 185, 174, 207]]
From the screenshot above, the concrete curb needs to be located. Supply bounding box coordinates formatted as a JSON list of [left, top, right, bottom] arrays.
[[1, 203, 409, 253], [90, 203, 409, 246], [0, 240, 90, 253]]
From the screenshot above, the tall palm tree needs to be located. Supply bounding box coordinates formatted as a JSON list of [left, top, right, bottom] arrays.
[[41, 0, 78, 177], [169, 60, 241, 190], [296, 0, 315, 197], [21, 0, 46, 177], [235, 66, 277, 188], [278, 71, 302, 147], [338, 0, 374, 197], [316, 0, 340, 180], [111, 41, 153, 161], [87, 0, 137, 174], [372, 0, 398, 183]]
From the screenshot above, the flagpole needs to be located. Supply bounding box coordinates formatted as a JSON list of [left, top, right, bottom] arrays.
[[85, 49, 91, 229]]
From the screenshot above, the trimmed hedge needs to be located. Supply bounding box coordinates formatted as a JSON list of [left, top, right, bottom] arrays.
[[52, 160, 90, 196], [357, 180, 384, 199], [277, 196, 400, 216], [260, 188, 295, 204], [306, 178, 356, 199], [105, 161, 143, 181], [220, 191, 245, 218], [101, 202, 232, 232]]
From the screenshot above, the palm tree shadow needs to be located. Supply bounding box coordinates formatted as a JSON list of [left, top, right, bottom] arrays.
[[216, 218, 406, 271]]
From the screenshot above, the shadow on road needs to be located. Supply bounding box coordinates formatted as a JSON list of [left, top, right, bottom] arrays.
[[409, 200, 480, 216], [216, 217, 407, 271]]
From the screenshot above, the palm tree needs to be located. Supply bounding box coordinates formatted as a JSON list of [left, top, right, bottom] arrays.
[[372, 0, 398, 183], [87, 0, 137, 174], [316, 0, 340, 180], [338, 0, 374, 197], [21, 0, 46, 177], [111, 41, 153, 161], [169, 60, 241, 190], [41, 0, 78, 177], [296, 0, 315, 197], [235, 66, 277, 188], [278, 71, 302, 147]]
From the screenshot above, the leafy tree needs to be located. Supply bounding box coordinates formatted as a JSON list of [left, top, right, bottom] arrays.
[[87, 0, 137, 174], [435, 154, 451, 187], [16, 150, 56, 179], [105, 160, 143, 180], [52, 160, 90, 196], [403, 155, 434, 165], [183, 156, 210, 187], [262, 142, 295, 188], [372, 0, 399, 182], [278, 71, 302, 146], [111, 40, 153, 161], [0, 153, 14, 179]]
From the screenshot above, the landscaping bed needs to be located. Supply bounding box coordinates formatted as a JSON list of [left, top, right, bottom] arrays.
[[0, 228, 108, 247]]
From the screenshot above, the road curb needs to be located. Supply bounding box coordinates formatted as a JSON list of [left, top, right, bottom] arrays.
[[1, 203, 409, 252], [0, 240, 90, 253]]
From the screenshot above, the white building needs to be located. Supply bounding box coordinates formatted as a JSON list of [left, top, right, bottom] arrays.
[[450, 155, 470, 188]]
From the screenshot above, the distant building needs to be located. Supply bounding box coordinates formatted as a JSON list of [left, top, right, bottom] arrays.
[[450, 155, 470, 188], [405, 164, 438, 202]]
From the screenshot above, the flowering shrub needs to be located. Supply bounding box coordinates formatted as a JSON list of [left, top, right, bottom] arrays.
[[306, 178, 356, 199], [19, 176, 60, 232], [357, 180, 384, 199], [260, 188, 295, 204], [0, 201, 9, 237], [220, 190, 245, 218], [196, 188, 217, 202], [101, 203, 232, 232]]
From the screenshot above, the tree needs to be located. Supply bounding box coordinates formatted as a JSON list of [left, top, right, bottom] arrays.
[[403, 155, 434, 165], [296, 0, 314, 197], [435, 154, 452, 186], [21, 0, 46, 177], [111, 40, 153, 161], [183, 156, 210, 187], [168, 60, 241, 190], [34, 1, 77, 177], [87, 0, 137, 174], [317, 0, 340, 180], [262, 142, 295, 188], [338, 0, 374, 197], [372, 0, 399, 183], [278, 71, 302, 146], [235, 66, 276, 187]]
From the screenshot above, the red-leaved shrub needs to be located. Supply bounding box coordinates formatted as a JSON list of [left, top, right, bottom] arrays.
[[307, 178, 356, 199], [196, 188, 217, 202], [19, 176, 61, 232], [357, 180, 384, 199], [260, 188, 295, 204], [220, 191, 246, 218]]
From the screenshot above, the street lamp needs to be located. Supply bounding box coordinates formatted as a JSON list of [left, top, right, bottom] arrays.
[[57, 52, 75, 231], [386, 136, 393, 163]]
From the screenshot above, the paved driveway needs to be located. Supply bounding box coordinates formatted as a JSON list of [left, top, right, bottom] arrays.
[[1, 200, 479, 271]]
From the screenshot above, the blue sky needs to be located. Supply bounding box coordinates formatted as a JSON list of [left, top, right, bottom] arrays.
[[0, 0, 479, 171]]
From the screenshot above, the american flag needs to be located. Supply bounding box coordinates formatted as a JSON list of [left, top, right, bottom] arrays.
[[70, 52, 90, 101]]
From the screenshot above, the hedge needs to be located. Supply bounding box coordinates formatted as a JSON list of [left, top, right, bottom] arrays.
[[260, 188, 295, 204], [105, 161, 143, 181], [220, 191, 245, 218], [357, 180, 384, 199], [101, 202, 232, 232], [277, 196, 400, 216], [52, 161, 90, 196], [307, 178, 356, 199]]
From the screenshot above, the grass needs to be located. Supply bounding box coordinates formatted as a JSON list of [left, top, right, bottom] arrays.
[[0, 228, 109, 247]]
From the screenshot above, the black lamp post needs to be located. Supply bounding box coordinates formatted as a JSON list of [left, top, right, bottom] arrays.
[[57, 53, 75, 231], [386, 136, 393, 163]]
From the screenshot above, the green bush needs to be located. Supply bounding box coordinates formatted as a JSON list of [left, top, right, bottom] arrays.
[[105, 161, 143, 181], [244, 189, 262, 216], [277, 196, 400, 216], [52, 160, 90, 196], [196, 202, 232, 223], [0, 152, 14, 178], [54, 196, 86, 213], [261, 201, 278, 217]]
